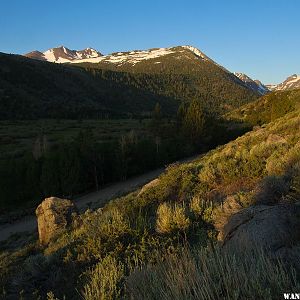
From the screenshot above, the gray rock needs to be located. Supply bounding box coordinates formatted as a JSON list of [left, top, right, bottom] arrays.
[[35, 197, 78, 245], [222, 203, 300, 262], [138, 179, 160, 196]]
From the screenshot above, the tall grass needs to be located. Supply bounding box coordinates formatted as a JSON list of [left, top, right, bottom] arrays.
[[126, 245, 300, 300]]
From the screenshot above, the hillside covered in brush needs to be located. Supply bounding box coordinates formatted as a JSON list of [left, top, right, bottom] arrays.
[[227, 88, 300, 125], [1, 104, 299, 299]]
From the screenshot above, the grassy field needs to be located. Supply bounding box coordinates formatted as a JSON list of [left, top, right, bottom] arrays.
[[0, 118, 151, 159]]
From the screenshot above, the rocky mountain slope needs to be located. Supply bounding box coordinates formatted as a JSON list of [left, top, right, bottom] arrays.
[[267, 74, 300, 91], [234, 72, 269, 95]]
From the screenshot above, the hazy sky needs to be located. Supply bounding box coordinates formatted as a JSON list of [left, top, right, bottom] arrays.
[[1, 0, 299, 83]]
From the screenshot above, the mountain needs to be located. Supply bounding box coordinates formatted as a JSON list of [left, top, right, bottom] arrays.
[[24, 46, 102, 63], [227, 88, 300, 125], [234, 72, 269, 95], [266, 74, 300, 91], [1, 45, 260, 119], [71, 45, 260, 114]]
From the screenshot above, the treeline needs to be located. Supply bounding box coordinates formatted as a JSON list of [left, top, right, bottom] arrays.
[[0, 101, 247, 211]]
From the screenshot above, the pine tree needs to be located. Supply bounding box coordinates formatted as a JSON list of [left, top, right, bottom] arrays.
[[183, 99, 205, 145]]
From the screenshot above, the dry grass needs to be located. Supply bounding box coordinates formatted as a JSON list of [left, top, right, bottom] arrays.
[[126, 245, 300, 300]]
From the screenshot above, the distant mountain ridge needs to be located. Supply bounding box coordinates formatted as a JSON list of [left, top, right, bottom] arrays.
[[234, 72, 269, 95], [25, 46, 102, 63], [25, 45, 222, 67], [266, 74, 300, 91], [23, 45, 270, 97], [24, 46, 299, 95]]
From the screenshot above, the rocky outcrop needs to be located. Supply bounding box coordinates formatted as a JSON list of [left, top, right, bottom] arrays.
[[36, 197, 78, 245], [266, 134, 287, 145], [213, 194, 245, 241], [221, 202, 300, 264], [138, 179, 160, 196]]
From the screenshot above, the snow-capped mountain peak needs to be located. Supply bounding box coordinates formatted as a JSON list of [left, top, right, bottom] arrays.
[[24, 46, 102, 63], [234, 72, 269, 95], [267, 74, 300, 91]]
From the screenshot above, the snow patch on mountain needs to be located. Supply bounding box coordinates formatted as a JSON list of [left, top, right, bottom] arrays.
[[71, 47, 176, 65], [182, 45, 209, 61]]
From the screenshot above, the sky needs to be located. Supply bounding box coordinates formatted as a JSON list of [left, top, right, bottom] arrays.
[[0, 0, 299, 84]]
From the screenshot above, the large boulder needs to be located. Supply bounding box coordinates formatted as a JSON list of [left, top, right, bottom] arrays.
[[36, 197, 78, 245], [221, 202, 300, 263]]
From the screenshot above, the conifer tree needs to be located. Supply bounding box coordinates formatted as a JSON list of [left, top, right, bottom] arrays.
[[183, 99, 205, 145]]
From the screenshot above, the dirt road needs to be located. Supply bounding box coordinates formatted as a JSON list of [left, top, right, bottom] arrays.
[[0, 155, 198, 242]]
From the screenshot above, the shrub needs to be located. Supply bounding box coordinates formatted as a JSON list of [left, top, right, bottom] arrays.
[[11, 253, 63, 298], [156, 202, 190, 234], [82, 256, 124, 300], [80, 207, 130, 240], [189, 196, 213, 223], [198, 162, 218, 185], [189, 196, 202, 215], [255, 175, 290, 205]]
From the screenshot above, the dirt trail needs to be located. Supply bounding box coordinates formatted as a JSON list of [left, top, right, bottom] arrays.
[[0, 155, 198, 242]]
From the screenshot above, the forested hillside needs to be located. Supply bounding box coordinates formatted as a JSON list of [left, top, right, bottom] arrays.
[[227, 88, 300, 125], [75, 46, 259, 114]]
